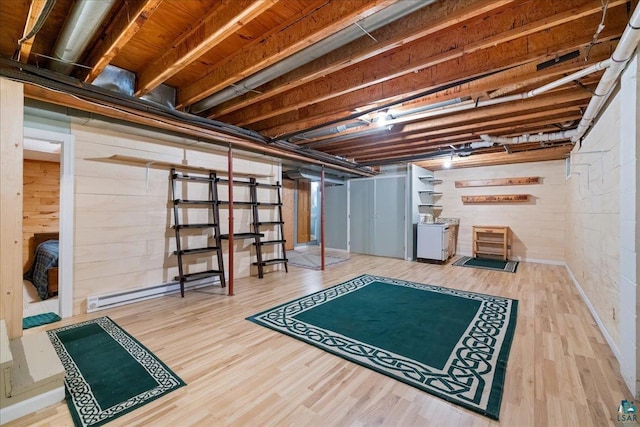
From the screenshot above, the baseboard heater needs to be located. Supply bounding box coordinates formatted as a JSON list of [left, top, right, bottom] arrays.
[[86, 277, 223, 313]]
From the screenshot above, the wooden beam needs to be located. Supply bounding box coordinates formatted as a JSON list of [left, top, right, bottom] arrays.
[[135, 0, 278, 96], [223, 0, 625, 127], [415, 145, 572, 170], [258, 11, 627, 137], [21, 83, 373, 177], [349, 119, 580, 161], [0, 78, 24, 339], [456, 177, 540, 187], [205, 0, 515, 119], [18, 0, 47, 63], [462, 194, 530, 203], [83, 0, 163, 83], [319, 89, 592, 151], [177, 0, 396, 108]]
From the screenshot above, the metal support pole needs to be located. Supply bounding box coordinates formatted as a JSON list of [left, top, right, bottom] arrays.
[[321, 166, 325, 271], [228, 145, 234, 296]]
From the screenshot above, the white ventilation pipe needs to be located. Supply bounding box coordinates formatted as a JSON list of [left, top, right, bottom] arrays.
[[571, 4, 640, 141], [190, 1, 433, 113], [469, 141, 495, 149], [480, 130, 577, 145], [481, 3, 640, 146], [50, 0, 116, 74]]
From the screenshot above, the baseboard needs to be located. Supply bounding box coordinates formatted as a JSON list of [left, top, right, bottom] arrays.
[[86, 277, 222, 313], [565, 263, 621, 361], [0, 386, 64, 425]]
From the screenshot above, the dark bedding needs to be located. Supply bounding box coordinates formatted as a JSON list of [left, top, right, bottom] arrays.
[[24, 239, 59, 300]]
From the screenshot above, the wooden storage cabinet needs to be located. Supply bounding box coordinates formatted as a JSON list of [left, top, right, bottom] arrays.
[[472, 226, 509, 260]]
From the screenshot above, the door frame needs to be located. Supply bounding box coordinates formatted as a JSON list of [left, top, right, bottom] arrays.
[[24, 127, 74, 318]]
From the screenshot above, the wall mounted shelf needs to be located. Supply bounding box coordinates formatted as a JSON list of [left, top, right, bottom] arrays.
[[462, 194, 529, 203], [455, 176, 539, 188]]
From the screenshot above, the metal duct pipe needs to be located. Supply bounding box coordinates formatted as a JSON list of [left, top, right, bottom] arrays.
[[190, 1, 433, 113], [480, 130, 578, 145], [51, 0, 116, 74], [470, 140, 495, 149], [571, 3, 640, 141]]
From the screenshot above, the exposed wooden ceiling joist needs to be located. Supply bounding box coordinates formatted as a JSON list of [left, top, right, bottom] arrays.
[[82, 0, 163, 83], [1, 0, 631, 170], [134, 0, 279, 96], [176, 0, 396, 108]]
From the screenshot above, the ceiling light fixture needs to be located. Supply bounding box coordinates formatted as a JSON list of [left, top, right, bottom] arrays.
[[443, 152, 453, 168]]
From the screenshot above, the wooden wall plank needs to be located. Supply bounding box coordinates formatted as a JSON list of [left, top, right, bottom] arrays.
[[22, 160, 60, 271], [0, 79, 24, 338], [71, 123, 281, 313]]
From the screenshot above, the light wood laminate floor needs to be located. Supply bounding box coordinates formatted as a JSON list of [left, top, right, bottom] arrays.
[[9, 254, 631, 426]]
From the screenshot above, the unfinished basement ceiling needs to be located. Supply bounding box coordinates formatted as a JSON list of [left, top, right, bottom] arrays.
[[0, 0, 636, 171]]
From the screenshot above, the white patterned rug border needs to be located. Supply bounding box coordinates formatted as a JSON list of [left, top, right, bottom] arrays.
[[47, 317, 185, 427], [247, 274, 518, 420]]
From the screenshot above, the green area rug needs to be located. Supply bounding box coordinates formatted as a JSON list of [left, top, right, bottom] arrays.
[[453, 256, 519, 273], [248, 274, 518, 420], [23, 312, 61, 329], [47, 317, 185, 427]]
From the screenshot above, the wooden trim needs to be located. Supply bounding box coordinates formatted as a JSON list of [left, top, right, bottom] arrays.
[[462, 194, 529, 203], [455, 177, 540, 187], [0, 79, 24, 339]]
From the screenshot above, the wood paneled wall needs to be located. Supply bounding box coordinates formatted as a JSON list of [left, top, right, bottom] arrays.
[[71, 122, 280, 314], [22, 159, 60, 271], [436, 160, 567, 263], [0, 78, 24, 339], [566, 88, 621, 347]]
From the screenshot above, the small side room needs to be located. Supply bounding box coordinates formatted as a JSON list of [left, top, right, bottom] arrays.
[[0, 1, 639, 426]]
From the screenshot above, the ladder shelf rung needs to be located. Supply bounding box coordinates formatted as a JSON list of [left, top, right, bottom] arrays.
[[173, 223, 217, 229], [253, 239, 286, 246], [174, 199, 217, 205], [219, 201, 255, 206], [174, 246, 221, 255], [219, 232, 264, 240], [254, 183, 281, 188], [252, 258, 288, 266], [257, 221, 284, 226], [172, 173, 215, 182], [256, 202, 282, 206], [216, 178, 253, 186], [175, 270, 224, 283]]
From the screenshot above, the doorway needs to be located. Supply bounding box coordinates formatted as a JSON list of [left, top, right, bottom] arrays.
[[23, 128, 74, 319]]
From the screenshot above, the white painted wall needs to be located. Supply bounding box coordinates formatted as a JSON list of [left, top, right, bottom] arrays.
[[565, 54, 639, 396], [69, 120, 281, 314], [436, 160, 566, 263]]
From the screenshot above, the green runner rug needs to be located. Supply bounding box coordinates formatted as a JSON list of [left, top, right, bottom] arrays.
[[247, 274, 518, 420], [23, 312, 61, 329], [47, 317, 185, 427], [453, 256, 519, 273]]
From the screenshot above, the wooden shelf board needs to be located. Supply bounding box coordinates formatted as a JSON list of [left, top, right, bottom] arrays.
[[462, 194, 529, 203], [92, 155, 272, 178], [455, 176, 540, 188]]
